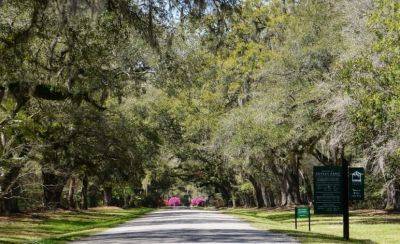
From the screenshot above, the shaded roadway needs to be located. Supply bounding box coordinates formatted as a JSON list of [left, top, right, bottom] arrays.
[[73, 209, 299, 243]]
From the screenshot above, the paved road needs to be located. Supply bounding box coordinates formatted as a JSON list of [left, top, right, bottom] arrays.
[[73, 209, 298, 243]]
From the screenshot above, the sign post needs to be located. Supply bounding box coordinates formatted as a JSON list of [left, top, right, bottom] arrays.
[[314, 165, 365, 241], [295, 206, 311, 231], [342, 161, 349, 240]]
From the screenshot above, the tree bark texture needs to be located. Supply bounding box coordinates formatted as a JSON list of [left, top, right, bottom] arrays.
[[248, 175, 265, 208], [103, 186, 112, 206], [42, 169, 68, 209], [385, 180, 400, 211], [0, 166, 21, 215], [68, 176, 77, 209], [81, 174, 88, 210]]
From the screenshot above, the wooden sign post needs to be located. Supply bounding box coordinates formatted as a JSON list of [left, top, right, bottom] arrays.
[[342, 160, 349, 240]]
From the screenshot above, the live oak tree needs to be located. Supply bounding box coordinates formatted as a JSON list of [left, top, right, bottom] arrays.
[[342, 0, 400, 210], [0, 0, 157, 212]]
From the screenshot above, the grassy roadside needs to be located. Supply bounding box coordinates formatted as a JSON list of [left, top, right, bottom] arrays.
[[0, 207, 153, 243], [225, 208, 400, 243]]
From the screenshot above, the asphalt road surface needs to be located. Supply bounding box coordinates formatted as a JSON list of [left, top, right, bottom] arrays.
[[73, 209, 299, 243]]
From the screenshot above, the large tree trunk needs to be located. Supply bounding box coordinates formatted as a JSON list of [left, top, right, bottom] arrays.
[[303, 174, 313, 203], [287, 154, 302, 205], [42, 169, 68, 209], [260, 184, 270, 207], [267, 189, 276, 207], [268, 160, 297, 206], [385, 180, 400, 211], [231, 192, 236, 208], [280, 177, 291, 206], [248, 176, 265, 208], [81, 174, 88, 210], [243, 194, 252, 207], [261, 186, 276, 207], [103, 186, 112, 206], [279, 154, 302, 206], [0, 166, 21, 215], [68, 176, 77, 210], [280, 172, 297, 206], [89, 184, 99, 207]]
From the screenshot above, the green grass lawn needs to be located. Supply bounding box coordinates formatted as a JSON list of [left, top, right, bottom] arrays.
[[0, 207, 153, 243], [225, 208, 400, 244]]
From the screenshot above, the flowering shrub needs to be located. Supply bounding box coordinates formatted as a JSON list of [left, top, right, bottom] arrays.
[[191, 197, 205, 207], [167, 196, 181, 206]]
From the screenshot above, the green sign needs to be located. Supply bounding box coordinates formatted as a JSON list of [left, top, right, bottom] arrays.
[[313, 166, 343, 214], [296, 207, 310, 218], [349, 167, 365, 201], [295, 206, 311, 231]]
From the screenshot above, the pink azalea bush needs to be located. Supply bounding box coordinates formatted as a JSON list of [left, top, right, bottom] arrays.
[[191, 197, 205, 207], [167, 196, 181, 206]]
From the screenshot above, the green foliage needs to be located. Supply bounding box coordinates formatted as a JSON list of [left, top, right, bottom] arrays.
[[340, 0, 400, 209], [1, 0, 400, 212]]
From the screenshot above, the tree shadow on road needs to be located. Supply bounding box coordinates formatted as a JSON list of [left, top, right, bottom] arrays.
[[74, 229, 297, 243]]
